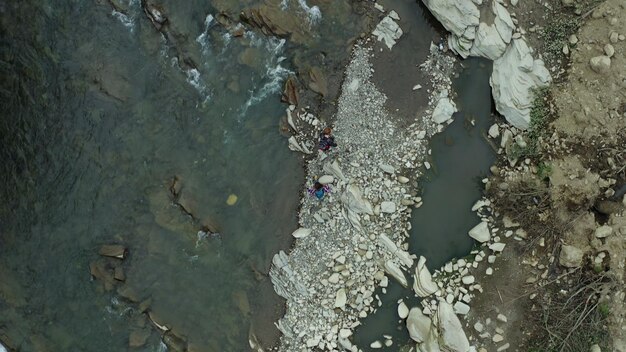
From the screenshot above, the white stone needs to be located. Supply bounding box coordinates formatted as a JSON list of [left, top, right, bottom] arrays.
[[493, 334, 504, 343], [406, 307, 432, 343], [437, 300, 470, 351], [489, 243, 506, 252], [370, 340, 382, 348], [398, 301, 409, 319], [471, 22, 507, 60], [462, 276, 475, 285], [413, 256, 439, 297], [488, 124, 500, 138], [490, 38, 551, 129], [381, 201, 397, 213], [292, 227, 312, 239], [594, 225, 613, 238], [373, 15, 403, 49], [469, 222, 491, 242], [486, 267, 493, 275], [497, 313, 508, 322], [589, 55, 611, 74], [335, 288, 347, 308], [329, 273, 340, 284], [379, 164, 395, 174], [384, 260, 408, 287], [432, 96, 458, 123], [398, 176, 410, 183], [339, 329, 352, 338], [318, 175, 334, 184], [422, 0, 480, 41], [453, 301, 471, 315], [342, 184, 374, 215]]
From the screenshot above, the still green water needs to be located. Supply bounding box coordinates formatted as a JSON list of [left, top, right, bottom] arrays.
[[0, 0, 364, 351]]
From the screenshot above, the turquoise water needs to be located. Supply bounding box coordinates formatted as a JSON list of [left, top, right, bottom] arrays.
[[0, 1, 364, 350]]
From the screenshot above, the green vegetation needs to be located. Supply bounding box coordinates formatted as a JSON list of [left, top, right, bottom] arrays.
[[508, 87, 552, 160], [540, 15, 580, 68], [537, 162, 553, 181]]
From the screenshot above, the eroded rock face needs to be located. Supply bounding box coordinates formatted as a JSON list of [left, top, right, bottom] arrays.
[[490, 38, 552, 129]]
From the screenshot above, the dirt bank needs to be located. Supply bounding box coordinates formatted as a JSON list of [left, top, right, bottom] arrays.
[[458, 0, 626, 351]]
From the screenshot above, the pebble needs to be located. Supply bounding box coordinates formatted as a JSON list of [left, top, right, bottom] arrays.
[[474, 322, 484, 332], [497, 313, 508, 323], [497, 343, 510, 351], [604, 44, 615, 58], [609, 31, 619, 44], [493, 334, 504, 343], [370, 341, 382, 348], [568, 34, 578, 45], [486, 267, 493, 275]]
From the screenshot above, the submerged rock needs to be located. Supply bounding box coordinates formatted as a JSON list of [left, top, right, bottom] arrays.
[[99, 244, 127, 259], [432, 94, 457, 124]]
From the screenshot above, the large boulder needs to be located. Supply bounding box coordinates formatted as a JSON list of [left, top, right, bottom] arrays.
[[470, 22, 507, 60], [436, 300, 471, 352], [422, 0, 480, 39], [407, 307, 433, 343], [490, 38, 552, 129]]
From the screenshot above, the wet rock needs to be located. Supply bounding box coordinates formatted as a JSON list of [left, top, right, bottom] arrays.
[[397, 176, 410, 183], [142, 2, 168, 31], [129, 329, 150, 348], [488, 124, 500, 138], [589, 56, 611, 74], [240, 4, 307, 42], [99, 244, 127, 259], [117, 284, 141, 302], [148, 311, 169, 332], [490, 38, 551, 129], [281, 76, 299, 106], [232, 290, 251, 316], [238, 47, 262, 68], [559, 245, 584, 268], [114, 266, 125, 281], [469, 222, 491, 242], [370, 340, 382, 348], [163, 331, 187, 352], [89, 259, 116, 291], [308, 67, 328, 96], [226, 194, 238, 206]]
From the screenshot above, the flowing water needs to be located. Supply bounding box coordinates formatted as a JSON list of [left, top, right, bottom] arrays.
[[0, 0, 365, 351]]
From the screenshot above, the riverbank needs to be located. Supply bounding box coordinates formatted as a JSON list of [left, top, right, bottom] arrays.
[[410, 0, 626, 351]]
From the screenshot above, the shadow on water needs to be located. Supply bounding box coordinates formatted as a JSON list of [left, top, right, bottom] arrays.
[[354, 58, 496, 350]]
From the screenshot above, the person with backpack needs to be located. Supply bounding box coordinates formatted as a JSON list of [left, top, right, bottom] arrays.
[[308, 181, 330, 200], [318, 127, 337, 152]]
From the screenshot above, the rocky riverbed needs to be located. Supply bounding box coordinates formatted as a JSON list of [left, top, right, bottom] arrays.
[[271, 0, 626, 351]]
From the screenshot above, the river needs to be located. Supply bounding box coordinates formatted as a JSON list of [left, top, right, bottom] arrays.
[[0, 0, 364, 350]]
